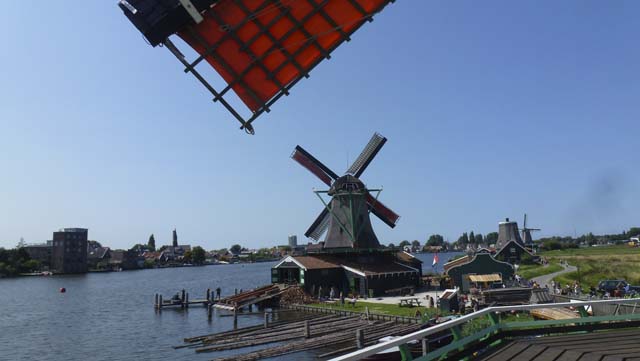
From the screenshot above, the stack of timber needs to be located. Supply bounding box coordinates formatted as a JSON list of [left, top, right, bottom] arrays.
[[279, 286, 314, 305], [531, 307, 578, 321], [481, 287, 533, 306], [214, 284, 284, 310], [180, 313, 422, 361]]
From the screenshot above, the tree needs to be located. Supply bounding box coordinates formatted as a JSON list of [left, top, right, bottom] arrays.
[[388, 243, 396, 249], [411, 240, 421, 249], [230, 244, 242, 255], [426, 234, 445, 247], [628, 227, 640, 238], [148, 234, 156, 251], [475, 233, 484, 245], [469, 231, 475, 245], [457, 233, 469, 248], [485, 232, 499, 244], [399, 240, 410, 248], [182, 250, 192, 263], [191, 246, 206, 265]]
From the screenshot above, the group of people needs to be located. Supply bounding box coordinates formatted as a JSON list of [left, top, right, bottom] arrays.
[[316, 285, 358, 307], [550, 280, 582, 296], [456, 294, 480, 314]]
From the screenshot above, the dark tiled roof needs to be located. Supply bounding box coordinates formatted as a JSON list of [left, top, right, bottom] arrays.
[[292, 256, 341, 270], [339, 259, 418, 276]]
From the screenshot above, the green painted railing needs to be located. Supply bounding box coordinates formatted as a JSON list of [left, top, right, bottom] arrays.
[[329, 298, 640, 361]]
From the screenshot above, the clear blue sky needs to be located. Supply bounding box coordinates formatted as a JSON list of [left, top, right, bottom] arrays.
[[0, 1, 638, 249]]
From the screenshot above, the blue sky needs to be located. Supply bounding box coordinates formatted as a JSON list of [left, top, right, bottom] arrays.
[[0, 1, 638, 249]]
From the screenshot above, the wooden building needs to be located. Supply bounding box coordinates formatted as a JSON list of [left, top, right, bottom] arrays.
[[494, 240, 537, 264], [272, 251, 422, 297], [445, 253, 514, 292]]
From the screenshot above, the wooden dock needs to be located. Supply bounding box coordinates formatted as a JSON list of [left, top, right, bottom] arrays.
[[214, 284, 284, 311]]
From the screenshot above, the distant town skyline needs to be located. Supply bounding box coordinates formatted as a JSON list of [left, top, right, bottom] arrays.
[[1, 2, 639, 249]]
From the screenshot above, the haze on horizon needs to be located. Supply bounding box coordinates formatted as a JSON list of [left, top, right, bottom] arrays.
[[0, 2, 638, 250]]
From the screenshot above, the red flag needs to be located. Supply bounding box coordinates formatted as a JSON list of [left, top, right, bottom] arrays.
[[432, 253, 439, 267]]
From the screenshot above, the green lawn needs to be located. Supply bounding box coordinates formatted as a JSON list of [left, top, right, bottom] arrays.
[[539, 246, 640, 287], [517, 263, 563, 280], [309, 301, 441, 318], [541, 245, 640, 257]]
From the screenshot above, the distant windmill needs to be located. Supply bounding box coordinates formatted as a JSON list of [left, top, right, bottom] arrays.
[[291, 133, 399, 249], [521, 213, 541, 247]]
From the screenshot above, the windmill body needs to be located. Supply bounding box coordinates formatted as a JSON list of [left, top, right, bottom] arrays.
[[322, 175, 380, 249], [271, 133, 422, 298]]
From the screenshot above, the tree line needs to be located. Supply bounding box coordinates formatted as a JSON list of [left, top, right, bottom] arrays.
[[388, 231, 499, 252]]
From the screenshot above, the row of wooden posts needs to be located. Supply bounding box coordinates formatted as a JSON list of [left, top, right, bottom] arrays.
[[154, 288, 262, 327], [179, 312, 424, 361]]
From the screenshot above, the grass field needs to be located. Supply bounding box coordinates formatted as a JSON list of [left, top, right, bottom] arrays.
[[517, 263, 563, 280], [539, 245, 640, 287]]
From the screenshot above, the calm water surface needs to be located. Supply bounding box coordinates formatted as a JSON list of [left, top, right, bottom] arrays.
[[0, 252, 461, 361]]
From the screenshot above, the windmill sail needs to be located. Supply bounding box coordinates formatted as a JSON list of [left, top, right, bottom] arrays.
[[120, 0, 396, 131]]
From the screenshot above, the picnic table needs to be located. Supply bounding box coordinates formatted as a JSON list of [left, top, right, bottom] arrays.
[[399, 297, 422, 307]]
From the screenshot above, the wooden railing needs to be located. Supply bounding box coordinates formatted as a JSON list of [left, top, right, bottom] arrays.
[[329, 298, 640, 361]]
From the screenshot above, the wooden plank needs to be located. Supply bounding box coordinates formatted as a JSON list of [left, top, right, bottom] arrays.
[[554, 350, 584, 361], [483, 342, 530, 361], [510, 344, 547, 361], [528, 347, 564, 361], [563, 340, 640, 352], [527, 329, 640, 345], [574, 353, 603, 361]]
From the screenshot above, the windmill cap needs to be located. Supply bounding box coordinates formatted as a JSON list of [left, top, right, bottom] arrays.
[[329, 175, 365, 195]]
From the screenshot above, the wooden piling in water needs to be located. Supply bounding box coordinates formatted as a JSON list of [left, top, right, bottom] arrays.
[[206, 288, 211, 302], [154, 293, 159, 309], [304, 320, 310, 338], [264, 311, 269, 329], [207, 304, 213, 320], [158, 295, 163, 310], [185, 293, 189, 309], [233, 308, 238, 330]]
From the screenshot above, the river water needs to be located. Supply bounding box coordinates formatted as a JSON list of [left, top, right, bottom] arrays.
[[0, 252, 461, 361]]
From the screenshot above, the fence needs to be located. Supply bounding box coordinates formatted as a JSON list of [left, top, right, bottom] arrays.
[[329, 297, 640, 361], [282, 304, 422, 324]]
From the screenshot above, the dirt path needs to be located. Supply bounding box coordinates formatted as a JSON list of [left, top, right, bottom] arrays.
[[531, 264, 577, 289]]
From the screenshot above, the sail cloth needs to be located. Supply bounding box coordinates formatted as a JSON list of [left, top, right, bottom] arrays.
[[178, 0, 394, 118]]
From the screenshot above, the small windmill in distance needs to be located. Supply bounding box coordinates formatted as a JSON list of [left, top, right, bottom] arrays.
[[521, 213, 541, 249]]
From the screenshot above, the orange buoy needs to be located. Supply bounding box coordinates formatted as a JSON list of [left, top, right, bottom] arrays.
[[59, 287, 66, 293]]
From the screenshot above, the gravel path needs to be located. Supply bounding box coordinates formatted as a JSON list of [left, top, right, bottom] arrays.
[[531, 263, 577, 289]]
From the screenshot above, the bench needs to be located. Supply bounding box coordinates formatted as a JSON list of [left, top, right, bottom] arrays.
[[399, 298, 421, 307]]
